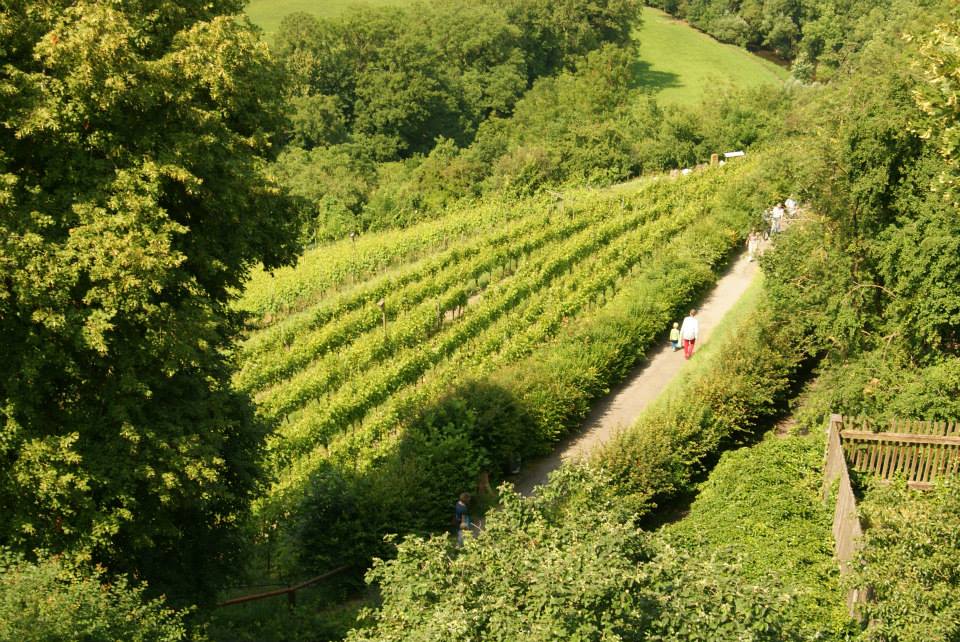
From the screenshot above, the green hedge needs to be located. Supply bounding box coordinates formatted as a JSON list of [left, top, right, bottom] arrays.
[[665, 435, 853, 638], [593, 287, 808, 513]]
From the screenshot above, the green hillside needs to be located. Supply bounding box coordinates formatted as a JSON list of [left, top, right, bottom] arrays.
[[636, 7, 787, 105], [245, 0, 412, 34], [235, 158, 769, 582], [245, 2, 785, 106]]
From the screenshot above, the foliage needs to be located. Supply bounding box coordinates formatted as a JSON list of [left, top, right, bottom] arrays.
[[0, 0, 300, 602], [348, 468, 801, 641], [666, 435, 852, 638], [270, 0, 794, 239], [913, 13, 960, 204], [0, 550, 191, 642], [851, 481, 960, 641], [237, 161, 767, 587], [273, 0, 639, 155]]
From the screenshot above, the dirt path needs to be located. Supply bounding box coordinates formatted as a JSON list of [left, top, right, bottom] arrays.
[[511, 250, 761, 495]]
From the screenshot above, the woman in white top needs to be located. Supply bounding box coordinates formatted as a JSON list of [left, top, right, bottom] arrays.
[[680, 309, 699, 359]]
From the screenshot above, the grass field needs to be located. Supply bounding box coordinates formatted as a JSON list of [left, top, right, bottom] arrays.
[[635, 7, 788, 105], [245, 3, 788, 106]]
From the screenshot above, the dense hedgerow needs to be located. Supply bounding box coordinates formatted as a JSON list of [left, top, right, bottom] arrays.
[[851, 481, 960, 641], [665, 435, 853, 638], [348, 468, 803, 641]]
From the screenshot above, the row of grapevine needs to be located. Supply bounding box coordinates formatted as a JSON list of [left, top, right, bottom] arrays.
[[235, 182, 665, 392], [236, 191, 616, 319], [254, 191, 677, 426], [252, 163, 763, 521]]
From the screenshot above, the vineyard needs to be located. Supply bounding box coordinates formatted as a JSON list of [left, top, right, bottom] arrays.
[[232, 156, 773, 564]]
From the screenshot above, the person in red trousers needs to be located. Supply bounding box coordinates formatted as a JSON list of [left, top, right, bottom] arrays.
[[679, 309, 699, 359]]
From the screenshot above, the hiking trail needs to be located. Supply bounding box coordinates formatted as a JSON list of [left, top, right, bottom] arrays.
[[511, 249, 761, 496]]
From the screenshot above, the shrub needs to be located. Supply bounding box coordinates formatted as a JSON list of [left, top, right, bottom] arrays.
[[0, 551, 190, 642]]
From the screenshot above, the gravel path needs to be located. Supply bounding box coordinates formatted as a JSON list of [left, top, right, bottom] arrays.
[[511, 250, 761, 495]]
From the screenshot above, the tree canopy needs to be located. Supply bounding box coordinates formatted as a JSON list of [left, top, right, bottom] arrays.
[[0, 0, 300, 601]]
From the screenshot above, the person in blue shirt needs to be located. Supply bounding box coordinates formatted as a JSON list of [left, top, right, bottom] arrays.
[[454, 493, 471, 546]]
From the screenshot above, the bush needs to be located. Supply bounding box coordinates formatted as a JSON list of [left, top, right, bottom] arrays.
[[852, 481, 960, 641], [0, 551, 190, 642], [666, 435, 853, 637], [348, 467, 802, 641]]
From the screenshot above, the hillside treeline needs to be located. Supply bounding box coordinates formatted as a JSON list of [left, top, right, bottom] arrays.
[[272, 0, 787, 241], [0, 0, 301, 618], [352, 1, 960, 639]]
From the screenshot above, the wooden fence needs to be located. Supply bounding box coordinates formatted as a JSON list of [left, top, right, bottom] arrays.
[[823, 414, 960, 617], [837, 416, 960, 489], [216, 565, 350, 608], [823, 414, 867, 615]]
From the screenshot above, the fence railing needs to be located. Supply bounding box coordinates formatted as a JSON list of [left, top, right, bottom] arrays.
[[216, 565, 350, 608], [837, 416, 960, 488], [823, 414, 867, 615], [823, 414, 960, 618]]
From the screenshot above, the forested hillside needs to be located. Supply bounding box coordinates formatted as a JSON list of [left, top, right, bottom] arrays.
[[264, 0, 787, 241], [2, 0, 959, 640], [349, 1, 960, 640]]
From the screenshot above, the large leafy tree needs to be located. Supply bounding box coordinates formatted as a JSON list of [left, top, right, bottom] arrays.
[[0, 1, 300, 601]]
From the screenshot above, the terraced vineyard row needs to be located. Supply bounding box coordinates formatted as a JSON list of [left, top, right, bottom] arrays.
[[235, 159, 765, 526]]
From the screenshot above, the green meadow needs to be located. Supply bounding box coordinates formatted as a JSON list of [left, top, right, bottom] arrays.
[[245, 3, 786, 106], [635, 7, 788, 104]]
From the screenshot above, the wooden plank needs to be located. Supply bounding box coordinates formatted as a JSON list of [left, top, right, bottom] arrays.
[[840, 430, 960, 446], [897, 444, 911, 478], [898, 444, 910, 476], [930, 444, 946, 479], [878, 443, 894, 480], [853, 442, 865, 469], [910, 444, 923, 479], [889, 444, 902, 478], [875, 442, 885, 475], [863, 441, 876, 473], [886, 444, 900, 479], [908, 444, 925, 483], [922, 444, 938, 483]]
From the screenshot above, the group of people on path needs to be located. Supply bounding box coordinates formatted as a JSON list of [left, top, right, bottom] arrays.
[[670, 309, 699, 360], [748, 197, 799, 261], [453, 198, 803, 542]]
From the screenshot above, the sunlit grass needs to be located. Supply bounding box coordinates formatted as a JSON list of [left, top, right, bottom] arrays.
[[635, 7, 788, 105]]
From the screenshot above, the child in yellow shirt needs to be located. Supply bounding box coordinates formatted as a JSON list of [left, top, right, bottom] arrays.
[[669, 322, 681, 352]]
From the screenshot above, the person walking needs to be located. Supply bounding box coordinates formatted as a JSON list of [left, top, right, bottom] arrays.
[[747, 231, 760, 262], [680, 309, 699, 359], [785, 197, 797, 216], [770, 202, 785, 235], [454, 493, 471, 547], [669, 322, 681, 351]]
